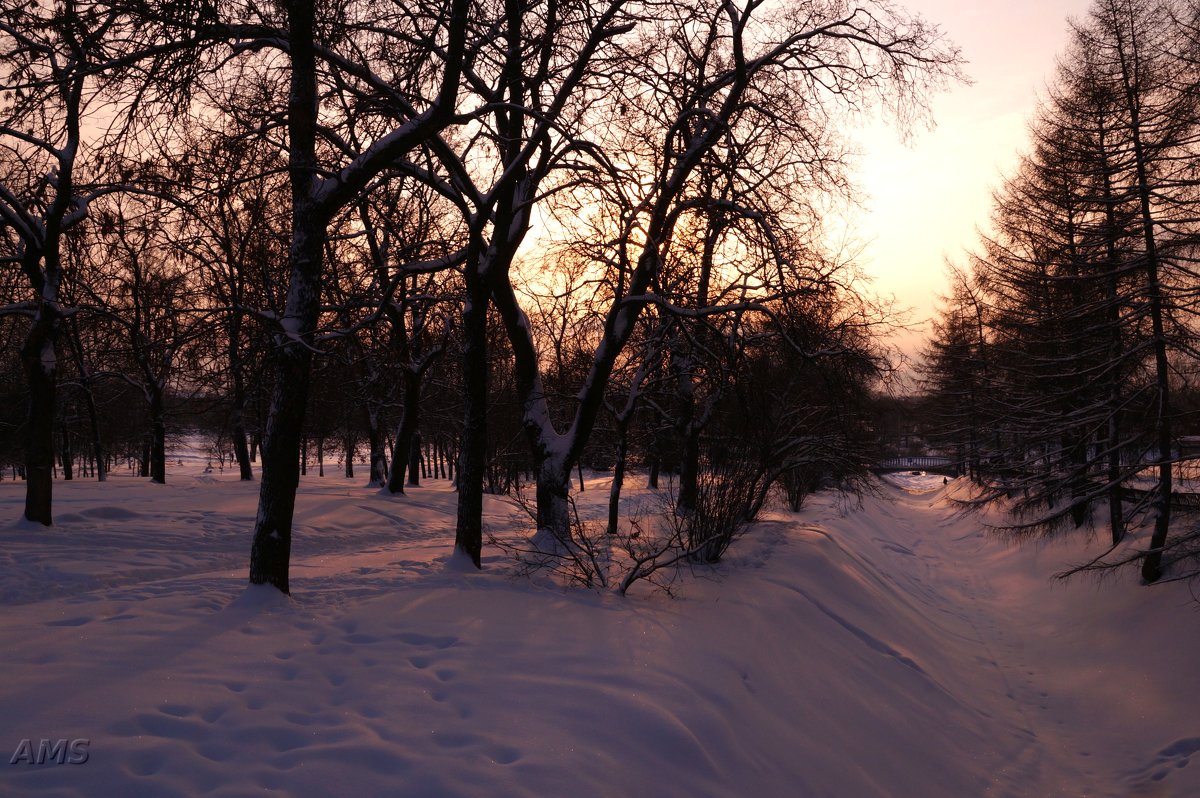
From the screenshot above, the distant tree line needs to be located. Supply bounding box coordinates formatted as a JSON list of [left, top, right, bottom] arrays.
[[1, 0, 961, 593], [922, 0, 1200, 583]]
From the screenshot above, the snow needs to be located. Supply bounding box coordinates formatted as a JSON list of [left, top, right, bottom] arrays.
[[1, 462, 1199, 796], [280, 316, 302, 336]]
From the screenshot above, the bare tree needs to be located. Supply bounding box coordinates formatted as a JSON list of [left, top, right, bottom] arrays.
[[486, 0, 962, 553], [117, 0, 473, 591], [0, 0, 136, 523], [171, 120, 291, 482], [347, 181, 462, 494]]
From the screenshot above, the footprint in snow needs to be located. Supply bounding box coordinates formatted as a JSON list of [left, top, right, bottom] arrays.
[[1124, 737, 1200, 788]]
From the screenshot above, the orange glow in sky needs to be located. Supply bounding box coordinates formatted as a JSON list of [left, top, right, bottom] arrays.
[[852, 0, 1096, 364]]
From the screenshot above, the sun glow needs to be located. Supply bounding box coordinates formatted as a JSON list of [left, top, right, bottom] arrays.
[[848, 0, 1096, 363]]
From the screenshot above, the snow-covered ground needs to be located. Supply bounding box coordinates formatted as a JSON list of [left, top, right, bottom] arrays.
[[1, 462, 1198, 797]]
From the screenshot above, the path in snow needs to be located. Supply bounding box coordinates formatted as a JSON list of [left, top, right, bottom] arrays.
[[873, 474, 1200, 797]]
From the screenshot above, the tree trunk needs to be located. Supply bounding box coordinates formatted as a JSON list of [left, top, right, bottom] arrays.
[[231, 399, 254, 481], [672, 219, 719, 513], [248, 17, 326, 594], [365, 406, 387, 487], [149, 387, 166, 485], [229, 311, 254, 480], [1107, 421, 1124, 546], [140, 435, 151, 478], [386, 424, 407, 493], [1142, 314, 1173, 583], [606, 420, 629, 536], [408, 430, 422, 487], [248, 337, 315, 594], [1123, 75, 1172, 582], [386, 369, 422, 493], [535, 459, 572, 546], [61, 425, 73, 481], [454, 276, 489, 568], [678, 429, 700, 512], [80, 377, 106, 483], [1099, 143, 1125, 547], [20, 313, 57, 526]]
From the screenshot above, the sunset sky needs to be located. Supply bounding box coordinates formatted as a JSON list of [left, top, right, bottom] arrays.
[[852, 0, 1096, 362]]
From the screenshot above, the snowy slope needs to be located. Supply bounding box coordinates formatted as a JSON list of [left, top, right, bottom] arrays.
[[1, 465, 1198, 797]]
